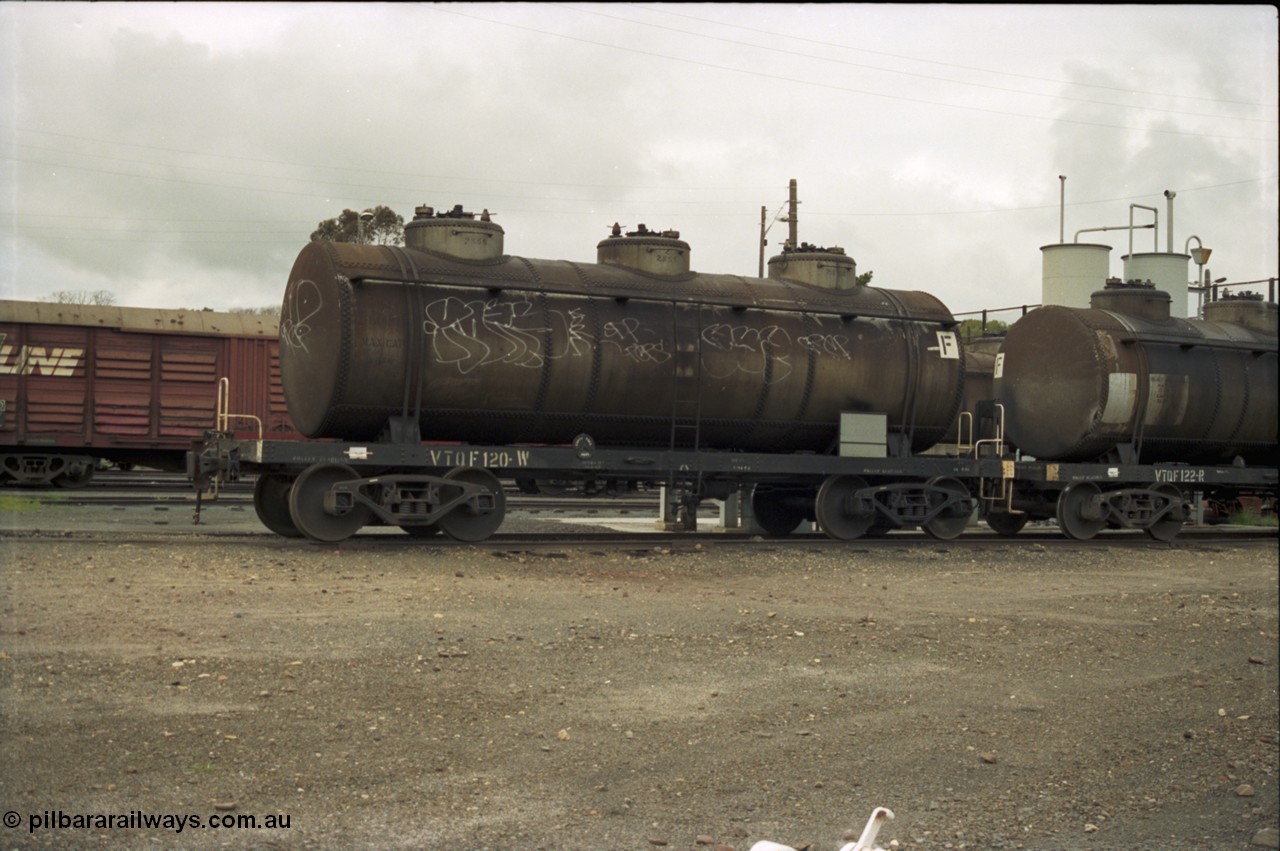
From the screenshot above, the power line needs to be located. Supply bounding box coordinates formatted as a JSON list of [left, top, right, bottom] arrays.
[[5, 127, 780, 193], [560, 3, 1276, 124], [430, 6, 1278, 143], [635, 4, 1279, 110], [6, 175, 1273, 227], [807, 177, 1277, 217]]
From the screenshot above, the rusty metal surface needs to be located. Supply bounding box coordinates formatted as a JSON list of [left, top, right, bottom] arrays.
[[1, 304, 297, 473], [995, 299, 1278, 464], [0, 299, 278, 338], [279, 241, 966, 452]]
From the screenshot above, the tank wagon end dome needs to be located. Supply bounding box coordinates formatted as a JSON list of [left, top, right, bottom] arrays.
[[767, 243, 858, 291], [596, 223, 692, 278], [1203, 292, 1277, 334], [1090, 278, 1171, 322], [403, 204, 505, 262]]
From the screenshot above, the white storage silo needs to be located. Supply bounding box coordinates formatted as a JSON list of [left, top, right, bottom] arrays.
[[1121, 252, 1191, 318], [1041, 243, 1112, 308]]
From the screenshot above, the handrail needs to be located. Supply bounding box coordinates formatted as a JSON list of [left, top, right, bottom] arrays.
[[216, 377, 264, 440]]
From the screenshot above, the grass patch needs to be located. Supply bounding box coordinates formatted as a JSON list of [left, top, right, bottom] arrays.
[[1229, 509, 1278, 527], [0, 493, 51, 512]]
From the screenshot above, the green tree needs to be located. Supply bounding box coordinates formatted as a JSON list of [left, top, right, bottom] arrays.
[[957, 318, 1009, 341], [856, 270, 873, 286], [46, 289, 117, 306], [310, 205, 404, 245]]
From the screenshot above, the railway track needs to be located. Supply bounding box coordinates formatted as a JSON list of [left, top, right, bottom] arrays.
[[8, 470, 680, 513], [2, 522, 1273, 549], [6, 469, 1273, 547], [12, 487, 679, 516]]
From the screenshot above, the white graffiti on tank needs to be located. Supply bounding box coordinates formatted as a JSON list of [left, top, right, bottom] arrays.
[[700, 323, 852, 384], [422, 297, 670, 373], [424, 297, 545, 372], [421, 297, 566, 372], [601, 318, 671, 364], [796, 332, 852, 359], [280, 279, 322, 353], [415, 297, 852, 379]]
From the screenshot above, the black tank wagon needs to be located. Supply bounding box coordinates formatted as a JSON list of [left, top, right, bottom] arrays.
[[189, 206, 1278, 544], [988, 282, 1277, 538], [280, 208, 965, 452]]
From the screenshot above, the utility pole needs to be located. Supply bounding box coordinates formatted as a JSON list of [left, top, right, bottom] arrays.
[[782, 178, 799, 250], [758, 179, 799, 277], [758, 206, 767, 278]]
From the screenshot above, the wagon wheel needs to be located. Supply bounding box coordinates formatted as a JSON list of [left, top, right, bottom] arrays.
[[984, 508, 1029, 537], [53, 459, 95, 488], [287, 463, 370, 543], [921, 476, 972, 541], [1055, 481, 1106, 541], [1145, 484, 1186, 542], [750, 486, 809, 536], [253, 473, 303, 538], [815, 475, 876, 541], [436, 467, 506, 543]]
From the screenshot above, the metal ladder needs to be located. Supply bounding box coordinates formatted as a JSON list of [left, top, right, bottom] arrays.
[[667, 304, 703, 528]]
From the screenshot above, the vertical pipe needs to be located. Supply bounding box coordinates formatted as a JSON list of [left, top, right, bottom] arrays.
[[1163, 190, 1176, 254], [1128, 205, 1158, 258], [1059, 175, 1066, 244]]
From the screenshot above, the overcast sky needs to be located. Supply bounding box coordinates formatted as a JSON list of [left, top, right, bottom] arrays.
[[2, 3, 1276, 320]]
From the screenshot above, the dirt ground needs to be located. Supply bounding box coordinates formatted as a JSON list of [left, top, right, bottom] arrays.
[[0, 513, 1276, 850]]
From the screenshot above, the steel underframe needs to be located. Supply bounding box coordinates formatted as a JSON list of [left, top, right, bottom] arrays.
[[193, 434, 1277, 494]]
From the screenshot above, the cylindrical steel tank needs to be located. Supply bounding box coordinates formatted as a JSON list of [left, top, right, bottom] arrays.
[[1041, 243, 1112, 308], [994, 281, 1277, 463], [279, 219, 965, 453]]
